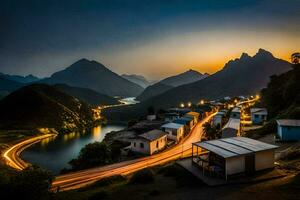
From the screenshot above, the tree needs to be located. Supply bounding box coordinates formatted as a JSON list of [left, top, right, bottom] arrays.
[[202, 122, 219, 140], [291, 52, 300, 64], [69, 142, 111, 170], [147, 106, 155, 115]]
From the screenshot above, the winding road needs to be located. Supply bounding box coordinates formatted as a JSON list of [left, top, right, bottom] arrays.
[[52, 113, 214, 191], [2, 113, 214, 191]]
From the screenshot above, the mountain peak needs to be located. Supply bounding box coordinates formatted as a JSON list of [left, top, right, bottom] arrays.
[[255, 48, 274, 58], [240, 52, 251, 60]]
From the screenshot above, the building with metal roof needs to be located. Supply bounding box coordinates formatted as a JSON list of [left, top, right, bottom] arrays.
[[130, 129, 167, 155], [192, 137, 278, 180], [161, 122, 184, 142], [276, 119, 300, 141], [251, 108, 268, 125], [222, 118, 241, 138]]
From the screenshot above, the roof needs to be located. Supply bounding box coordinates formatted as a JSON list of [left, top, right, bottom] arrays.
[[173, 117, 192, 125], [216, 111, 226, 116], [138, 129, 167, 141], [164, 112, 179, 117], [277, 119, 300, 127], [193, 137, 278, 158], [251, 108, 268, 115], [186, 111, 200, 117], [161, 122, 184, 129], [223, 118, 240, 130]]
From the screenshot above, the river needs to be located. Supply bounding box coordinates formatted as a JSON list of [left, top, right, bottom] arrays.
[[21, 124, 126, 174]]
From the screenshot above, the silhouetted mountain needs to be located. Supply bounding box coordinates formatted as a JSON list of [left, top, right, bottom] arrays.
[[0, 76, 24, 95], [0, 84, 94, 131], [121, 74, 150, 88], [41, 59, 144, 97], [136, 69, 207, 101], [54, 84, 119, 106], [0, 73, 39, 83], [141, 49, 291, 108]]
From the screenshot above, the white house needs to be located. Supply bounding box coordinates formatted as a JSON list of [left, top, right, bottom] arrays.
[[146, 114, 157, 121], [250, 108, 268, 125], [222, 118, 241, 138], [192, 137, 278, 180], [130, 129, 167, 155], [161, 122, 184, 142], [230, 107, 241, 119]]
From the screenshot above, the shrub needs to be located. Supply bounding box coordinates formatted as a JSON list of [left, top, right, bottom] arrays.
[[128, 169, 154, 184]]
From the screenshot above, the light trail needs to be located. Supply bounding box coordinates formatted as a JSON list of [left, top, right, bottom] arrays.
[[2, 134, 56, 170], [51, 113, 215, 191]]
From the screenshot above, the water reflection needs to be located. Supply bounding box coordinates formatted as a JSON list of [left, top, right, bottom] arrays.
[[21, 124, 125, 174]]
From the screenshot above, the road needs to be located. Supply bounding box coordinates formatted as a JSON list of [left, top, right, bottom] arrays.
[[3, 133, 56, 170], [52, 113, 214, 191]]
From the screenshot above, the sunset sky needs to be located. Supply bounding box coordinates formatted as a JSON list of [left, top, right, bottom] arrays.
[[1, 0, 299, 80]]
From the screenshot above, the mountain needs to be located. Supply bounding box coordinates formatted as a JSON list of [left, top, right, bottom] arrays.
[[0, 76, 25, 95], [140, 49, 291, 108], [41, 59, 144, 97], [121, 74, 151, 88], [0, 84, 94, 132], [54, 84, 119, 106], [136, 69, 208, 101], [0, 73, 39, 83]]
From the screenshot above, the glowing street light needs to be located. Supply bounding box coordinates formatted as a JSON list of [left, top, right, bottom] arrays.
[[200, 100, 205, 105], [180, 103, 185, 108], [187, 102, 192, 107]]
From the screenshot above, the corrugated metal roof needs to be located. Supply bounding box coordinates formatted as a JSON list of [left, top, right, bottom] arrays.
[[277, 119, 300, 127], [222, 118, 240, 130], [161, 122, 184, 129], [139, 129, 167, 141], [232, 107, 241, 113], [186, 111, 200, 117], [193, 137, 278, 158]]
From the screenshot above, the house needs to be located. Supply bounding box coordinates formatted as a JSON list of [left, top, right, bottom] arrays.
[[222, 118, 241, 138], [230, 107, 241, 119], [164, 112, 180, 122], [184, 111, 200, 125], [130, 129, 167, 155], [251, 108, 268, 125], [173, 117, 194, 134], [192, 137, 278, 180], [146, 114, 156, 121], [276, 119, 300, 141], [212, 111, 226, 127], [161, 122, 184, 142]]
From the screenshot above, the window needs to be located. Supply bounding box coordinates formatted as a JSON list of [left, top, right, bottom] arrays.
[[140, 143, 144, 148], [156, 141, 159, 148]]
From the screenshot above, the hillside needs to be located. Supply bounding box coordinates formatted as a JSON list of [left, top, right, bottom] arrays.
[[0, 84, 94, 132], [136, 69, 207, 101], [121, 74, 150, 88], [54, 84, 119, 106], [0, 76, 25, 98], [41, 59, 144, 97], [261, 64, 300, 118]]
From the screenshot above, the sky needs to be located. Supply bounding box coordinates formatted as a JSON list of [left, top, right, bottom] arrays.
[[0, 0, 299, 80]]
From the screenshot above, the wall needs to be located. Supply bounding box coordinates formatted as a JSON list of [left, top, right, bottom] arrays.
[[255, 150, 275, 170], [165, 127, 184, 142], [280, 126, 300, 141], [131, 139, 150, 154], [226, 156, 245, 176], [149, 135, 167, 155]]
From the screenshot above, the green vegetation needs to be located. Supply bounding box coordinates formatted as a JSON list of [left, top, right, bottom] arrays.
[[68, 140, 129, 171], [202, 122, 221, 140], [128, 168, 154, 184], [0, 165, 53, 200]]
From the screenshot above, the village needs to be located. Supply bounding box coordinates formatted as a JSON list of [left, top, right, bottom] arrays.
[[102, 95, 300, 185]]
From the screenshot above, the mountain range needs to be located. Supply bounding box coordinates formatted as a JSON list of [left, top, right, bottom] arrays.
[[41, 59, 144, 97], [121, 74, 151, 88], [136, 69, 208, 101], [0, 73, 39, 83]]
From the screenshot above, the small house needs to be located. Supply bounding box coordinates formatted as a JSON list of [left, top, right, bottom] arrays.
[[222, 118, 241, 138], [192, 137, 278, 180], [164, 112, 180, 122], [230, 107, 241, 119], [276, 119, 300, 141], [146, 114, 156, 121], [173, 117, 193, 134], [184, 111, 200, 125], [212, 111, 226, 127], [161, 122, 184, 142], [130, 129, 167, 155], [250, 108, 267, 125]]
